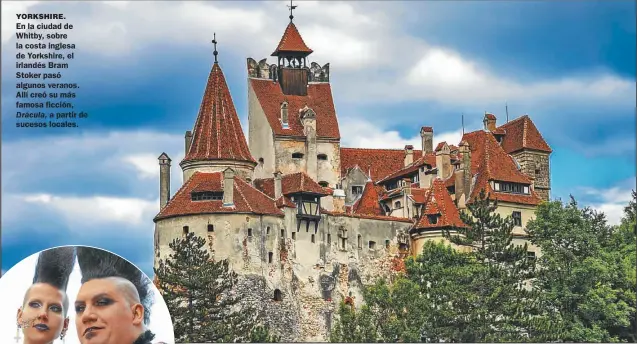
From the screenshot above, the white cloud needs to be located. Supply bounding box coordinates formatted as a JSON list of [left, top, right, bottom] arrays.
[[579, 179, 635, 225], [123, 154, 161, 179], [1, 1, 40, 44], [340, 117, 463, 149]]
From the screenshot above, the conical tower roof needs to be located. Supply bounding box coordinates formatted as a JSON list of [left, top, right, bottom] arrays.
[[271, 21, 313, 56], [182, 61, 255, 165]]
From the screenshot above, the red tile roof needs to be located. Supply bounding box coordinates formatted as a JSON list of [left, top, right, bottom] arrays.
[[410, 188, 428, 204], [468, 165, 541, 206], [435, 142, 448, 152], [421, 126, 433, 133], [461, 130, 532, 184], [182, 63, 255, 165], [413, 179, 468, 229], [497, 115, 552, 153], [341, 148, 424, 182], [154, 172, 283, 221], [271, 22, 313, 56], [352, 181, 385, 216], [485, 113, 497, 120], [322, 208, 414, 224], [376, 153, 436, 184], [250, 79, 340, 139], [254, 172, 331, 197]]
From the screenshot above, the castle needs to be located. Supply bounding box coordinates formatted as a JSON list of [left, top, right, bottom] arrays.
[[153, 11, 552, 342]]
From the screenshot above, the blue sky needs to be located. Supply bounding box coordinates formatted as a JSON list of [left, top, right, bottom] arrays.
[[1, 0, 635, 276]]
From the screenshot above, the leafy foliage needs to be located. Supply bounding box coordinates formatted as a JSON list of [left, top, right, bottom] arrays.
[[155, 232, 278, 343]]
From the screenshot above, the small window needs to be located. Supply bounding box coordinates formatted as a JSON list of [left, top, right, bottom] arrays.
[[258, 157, 264, 164], [266, 226, 271, 235], [292, 152, 304, 159], [399, 243, 408, 252], [341, 237, 346, 250], [535, 169, 540, 175], [318, 181, 329, 187], [369, 241, 376, 250], [292, 232, 296, 240], [274, 289, 282, 301], [352, 186, 363, 195], [248, 228, 253, 237], [268, 252, 273, 263], [327, 234, 331, 244], [385, 240, 390, 249], [494, 182, 500, 191], [527, 251, 536, 260], [427, 214, 438, 224], [207, 224, 214, 232], [395, 201, 402, 209], [512, 211, 522, 226], [281, 228, 285, 237], [317, 154, 328, 160], [357, 235, 362, 249], [182, 226, 189, 235], [311, 234, 315, 243], [523, 186, 529, 194]]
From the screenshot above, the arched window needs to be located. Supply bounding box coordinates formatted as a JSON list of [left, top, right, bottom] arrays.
[[258, 157, 264, 164], [274, 289, 282, 301], [182, 226, 189, 236], [317, 154, 328, 160], [385, 240, 390, 249], [292, 152, 304, 159]]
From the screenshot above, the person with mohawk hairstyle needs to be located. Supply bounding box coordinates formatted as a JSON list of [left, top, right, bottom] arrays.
[[74, 247, 164, 344], [16, 246, 76, 344]]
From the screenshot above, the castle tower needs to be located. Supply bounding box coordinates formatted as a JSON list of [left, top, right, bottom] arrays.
[[246, 7, 342, 210], [181, 35, 257, 183]]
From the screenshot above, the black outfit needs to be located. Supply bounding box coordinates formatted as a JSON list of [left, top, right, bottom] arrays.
[[132, 330, 157, 344]]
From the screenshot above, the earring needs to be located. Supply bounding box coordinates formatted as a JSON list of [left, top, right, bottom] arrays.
[[60, 328, 66, 339]]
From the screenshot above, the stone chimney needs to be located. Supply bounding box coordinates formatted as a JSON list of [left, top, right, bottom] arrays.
[[223, 168, 235, 207], [435, 143, 451, 179], [301, 106, 318, 180], [420, 127, 433, 156], [184, 131, 193, 155], [457, 140, 472, 209], [332, 188, 346, 213], [274, 171, 282, 199], [158, 153, 171, 209], [403, 177, 412, 195], [483, 113, 497, 132], [404, 145, 414, 167], [403, 177, 412, 219]]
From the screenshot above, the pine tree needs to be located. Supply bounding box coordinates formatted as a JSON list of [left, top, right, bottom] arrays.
[[155, 232, 277, 342], [443, 189, 541, 341]]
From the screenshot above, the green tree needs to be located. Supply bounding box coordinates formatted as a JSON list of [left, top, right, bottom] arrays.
[[526, 195, 636, 342], [443, 189, 542, 342], [155, 232, 278, 342]]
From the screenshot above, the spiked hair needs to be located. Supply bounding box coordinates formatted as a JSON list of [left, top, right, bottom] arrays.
[[76, 246, 154, 324], [27, 246, 76, 316]]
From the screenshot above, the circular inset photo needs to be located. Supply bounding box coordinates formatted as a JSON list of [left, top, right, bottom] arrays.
[[0, 246, 175, 344]]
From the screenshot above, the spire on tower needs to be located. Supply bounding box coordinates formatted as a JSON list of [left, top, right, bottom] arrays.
[[212, 32, 218, 63], [287, 0, 297, 22]]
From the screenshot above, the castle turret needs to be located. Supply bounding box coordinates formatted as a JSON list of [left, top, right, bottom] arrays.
[[180, 35, 256, 183], [158, 153, 171, 209], [435, 142, 451, 179], [271, 14, 313, 96]]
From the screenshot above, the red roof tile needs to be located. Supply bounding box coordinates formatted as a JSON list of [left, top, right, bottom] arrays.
[[276, 196, 296, 208], [341, 148, 424, 182], [461, 130, 531, 184], [250, 79, 340, 139], [435, 142, 448, 152], [421, 126, 433, 133], [485, 113, 497, 120], [271, 22, 313, 56], [497, 115, 552, 153], [468, 165, 541, 206], [376, 153, 436, 184], [413, 179, 468, 229], [182, 63, 255, 165], [154, 172, 283, 221], [322, 209, 414, 224], [254, 172, 331, 197], [410, 188, 428, 204], [352, 180, 385, 216]]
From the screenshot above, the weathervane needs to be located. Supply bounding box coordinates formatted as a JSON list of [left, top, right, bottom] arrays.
[[212, 32, 218, 63], [287, 0, 297, 21]]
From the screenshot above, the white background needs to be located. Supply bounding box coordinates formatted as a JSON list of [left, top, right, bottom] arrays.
[[0, 249, 175, 344]]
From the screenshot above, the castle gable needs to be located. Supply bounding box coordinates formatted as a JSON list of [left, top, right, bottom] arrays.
[[154, 172, 283, 221], [249, 79, 340, 140], [498, 115, 552, 154], [182, 63, 255, 165], [352, 180, 385, 217], [413, 179, 467, 230]]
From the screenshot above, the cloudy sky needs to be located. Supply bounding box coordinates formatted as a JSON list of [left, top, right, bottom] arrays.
[[0, 247, 174, 343], [1, 1, 635, 275]]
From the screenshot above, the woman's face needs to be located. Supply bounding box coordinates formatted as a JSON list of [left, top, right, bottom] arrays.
[[17, 283, 68, 344], [74, 278, 144, 344]]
